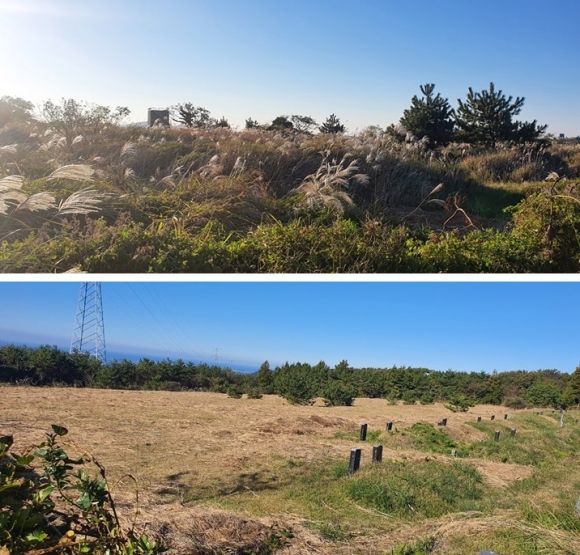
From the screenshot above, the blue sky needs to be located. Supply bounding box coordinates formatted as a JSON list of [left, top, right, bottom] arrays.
[[1, 0, 579, 135], [1, 280, 579, 374]]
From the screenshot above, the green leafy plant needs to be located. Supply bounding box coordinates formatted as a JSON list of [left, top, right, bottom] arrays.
[[391, 536, 437, 555], [0, 425, 162, 554]]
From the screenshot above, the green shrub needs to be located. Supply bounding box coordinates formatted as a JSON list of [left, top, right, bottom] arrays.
[[511, 187, 580, 272], [444, 394, 474, 412], [0, 426, 161, 554], [227, 386, 243, 398], [321, 380, 356, 407], [525, 381, 563, 408], [247, 388, 263, 399]]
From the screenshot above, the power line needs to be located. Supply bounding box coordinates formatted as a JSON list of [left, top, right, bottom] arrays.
[[126, 283, 199, 361], [105, 285, 178, 359], [141, 283, 206, 359], [104, 284, 209, 362]]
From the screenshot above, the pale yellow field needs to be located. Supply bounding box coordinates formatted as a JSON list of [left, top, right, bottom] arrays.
[[1, 387, 550, 554]]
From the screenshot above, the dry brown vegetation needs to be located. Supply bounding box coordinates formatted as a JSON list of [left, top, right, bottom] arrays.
[[3, 387, 580, 554], [2, 105, 580, 272]]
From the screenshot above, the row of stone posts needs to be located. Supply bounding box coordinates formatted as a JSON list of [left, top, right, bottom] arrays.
[[348, 413, 521, 474]]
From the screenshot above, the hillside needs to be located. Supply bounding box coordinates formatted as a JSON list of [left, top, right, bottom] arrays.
[[4, 387, 580, 554], [1, 113, 580, 272]]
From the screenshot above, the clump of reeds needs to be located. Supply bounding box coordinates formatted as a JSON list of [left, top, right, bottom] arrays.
[[1, 165, 109, 241], [289, 151, 369, 213]]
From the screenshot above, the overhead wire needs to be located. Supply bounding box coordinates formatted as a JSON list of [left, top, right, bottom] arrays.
[[140, 283, 206, 360], [124, 283, 205, 361], [104, 284, 182, 360]]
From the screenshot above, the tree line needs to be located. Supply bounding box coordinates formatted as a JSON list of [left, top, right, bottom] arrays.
[[2, 344, 579, 409], [169, 81, 548, 146], [2, 78, 548, 147]]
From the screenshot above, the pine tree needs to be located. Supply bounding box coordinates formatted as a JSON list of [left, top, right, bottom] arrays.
[[269, 116, 293, 130], [319, 113, 345, 134], [564, 366, 580, 407], [172, 103, 212, 128], [256, 360, 274, 394], [455, 82, 547, 146], [399, 84, 455, 147], [245, 117, 260, 129], [291, 115, 317, 134]]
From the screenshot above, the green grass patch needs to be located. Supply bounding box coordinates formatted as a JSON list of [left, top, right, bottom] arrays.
[[346, 460, 486, 519], [404, 422, 465, 456], [463, 183, 526, 219], [467, 414, 580, 466], [446, 528, 546, 555]]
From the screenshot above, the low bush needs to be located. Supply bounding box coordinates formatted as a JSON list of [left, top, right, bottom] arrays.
[[0, 425, 161, 554]]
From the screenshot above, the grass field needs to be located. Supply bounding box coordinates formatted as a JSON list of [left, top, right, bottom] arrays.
[[3, 387, 580, 554]]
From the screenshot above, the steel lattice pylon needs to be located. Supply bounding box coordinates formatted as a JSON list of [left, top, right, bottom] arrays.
[[70, 282, 106, 363]]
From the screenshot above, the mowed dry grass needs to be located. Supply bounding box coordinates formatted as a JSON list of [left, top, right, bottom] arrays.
[[1, 387, 540, 554], [2, 387, 531, 495]]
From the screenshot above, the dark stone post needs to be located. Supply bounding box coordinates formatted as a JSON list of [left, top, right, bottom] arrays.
[[360, 423, 368, 441], [349, 448, 362, 475], [372, 445, 383, 463]]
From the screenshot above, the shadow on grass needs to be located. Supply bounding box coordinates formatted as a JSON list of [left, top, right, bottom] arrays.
[[463, 183, 526, 219]]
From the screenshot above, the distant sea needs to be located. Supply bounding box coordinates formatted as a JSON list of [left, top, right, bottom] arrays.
[[106, 349, 260, 374], [0, 339, 260, 375]]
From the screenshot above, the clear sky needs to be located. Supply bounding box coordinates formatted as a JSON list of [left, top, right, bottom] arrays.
[[1, 0, 578, 136], [1, 280, 579, 374]]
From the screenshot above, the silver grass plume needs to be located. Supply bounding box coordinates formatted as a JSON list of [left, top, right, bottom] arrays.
[[290, 151, 369, 213], [48, 164, 95, 182], [0, 175, 25, 192], [1, 174, 69, 215], [120, 141, 138, 159], [17, 192, 57, 212], [198, 154, 223, 178], [0, 144, 18, 155], [0, 176, 29, 215], [57, 187, 107, 215], [0, 191, 29, 215]]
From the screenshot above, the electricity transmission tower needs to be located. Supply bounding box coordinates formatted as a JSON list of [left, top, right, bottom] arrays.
[[70, 282, 106, 363]]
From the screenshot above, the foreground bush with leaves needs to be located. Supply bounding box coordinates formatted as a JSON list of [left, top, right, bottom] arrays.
[[0, 425, 161, 555]]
